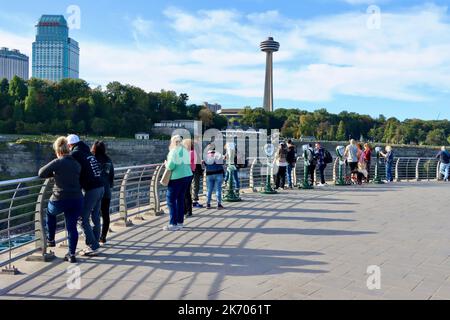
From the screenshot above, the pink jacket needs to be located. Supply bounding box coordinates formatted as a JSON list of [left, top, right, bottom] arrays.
[[189, 150, 196, 172]]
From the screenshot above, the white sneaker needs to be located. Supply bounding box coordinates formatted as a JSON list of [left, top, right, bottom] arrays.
[[177, 224, 184, 230], [163, 225, 178, 231], [80, 247, 99, 257]]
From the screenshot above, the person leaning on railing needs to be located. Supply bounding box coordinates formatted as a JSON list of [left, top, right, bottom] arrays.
[[91, 141, 115, 244], [38, 137, 83, 264], [436, 146, 450, 182], [380, 146, 395, 183], [67, 134, 105, 257]]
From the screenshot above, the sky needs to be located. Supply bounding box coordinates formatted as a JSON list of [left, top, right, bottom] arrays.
[[1, 0, 450, 120]]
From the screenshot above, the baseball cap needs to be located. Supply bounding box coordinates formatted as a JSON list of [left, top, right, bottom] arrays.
[[67, 134, 80, 145]]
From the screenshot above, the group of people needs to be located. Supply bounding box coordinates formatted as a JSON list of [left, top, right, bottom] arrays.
[[40, 133, 449, 261], [163, 136, 248, 232], [38, 135, 114, 263], [272, 139, 298, 189], [343, 139, 395, 184]]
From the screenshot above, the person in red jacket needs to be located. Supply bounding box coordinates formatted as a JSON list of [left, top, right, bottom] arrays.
[[363, 143, 372, 183]]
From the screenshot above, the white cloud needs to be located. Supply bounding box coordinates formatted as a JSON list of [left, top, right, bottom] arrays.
[[2, 4, 450, 108]]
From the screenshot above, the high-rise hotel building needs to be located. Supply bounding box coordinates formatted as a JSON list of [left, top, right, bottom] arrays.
[[32, 15, 79, 82], [0, 48, 29, 81]]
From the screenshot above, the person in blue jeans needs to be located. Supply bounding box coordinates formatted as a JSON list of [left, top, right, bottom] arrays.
[[163, 135, 193, 231], [67, 134, 104, 256], [380, 146, 394, 183], [204, 145, 225, 210], [286, 140, 297, 188], [436, 146, 450, 182], [38, 137, 83, 263]]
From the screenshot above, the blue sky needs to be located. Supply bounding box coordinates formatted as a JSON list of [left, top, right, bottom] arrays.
[[1, 0, 450, 120]]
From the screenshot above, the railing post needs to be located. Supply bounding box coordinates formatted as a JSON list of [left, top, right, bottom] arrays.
[[436, 161, 441, 181], [332, 158, 338, 183], [114, 169, 133, 227], [395, 158, 401, 182], [147, 165, 164, 216], [415, 158, 421, 182], [203, 170, 207, 196], [26, 179, 55, 263], [133, 168, 147, 221], [249, 158, 257, 192], [293, 162, 297, 187], [1, 183, 21, 274]]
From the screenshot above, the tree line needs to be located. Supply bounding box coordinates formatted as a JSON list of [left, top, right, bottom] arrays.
[[0, 76, 449, 146], [0, 77, 227, 137], [238, 107, 450, 146]]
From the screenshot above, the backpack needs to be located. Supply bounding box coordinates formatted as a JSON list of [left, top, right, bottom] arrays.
[[324, 150, 333, 164], [306, 148, 317, 166]]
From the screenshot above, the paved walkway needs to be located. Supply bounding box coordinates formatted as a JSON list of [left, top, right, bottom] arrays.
[[1, 183, 450, 300]]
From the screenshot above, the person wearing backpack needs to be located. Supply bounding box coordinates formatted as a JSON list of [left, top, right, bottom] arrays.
[[314, 142, 329, 186], [67, 134, 104, 257], [305, 144, 317, 186], [91, 141, 115, 244], [286, 139, 297, 188], [204, 144, 225, 210], [436, 146, 450, 182]]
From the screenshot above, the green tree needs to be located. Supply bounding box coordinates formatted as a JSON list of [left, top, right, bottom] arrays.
[[199, 107, 213, 130], [425, 129, 447, 146], [336, 121, 346, 141], [8, 76, 27, 102]]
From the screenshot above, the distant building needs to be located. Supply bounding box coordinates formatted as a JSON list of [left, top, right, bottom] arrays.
[[32, 15, 79, 82], [0, 48, 29, 81], [217, 108, 246, 129], [135, 133, 150, 140], [204, 102, 222, 113], [217, 108, 245, 119], [153, 120, 201, 135], [299, 136, 316, 142]]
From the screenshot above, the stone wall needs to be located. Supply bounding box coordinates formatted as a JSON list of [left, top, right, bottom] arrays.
[[0, 139, 170, 178], [0, 137, 442, 179]]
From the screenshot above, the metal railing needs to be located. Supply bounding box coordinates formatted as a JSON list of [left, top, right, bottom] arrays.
[[294, 157, 441, 185], [0, 156, 443, 272]]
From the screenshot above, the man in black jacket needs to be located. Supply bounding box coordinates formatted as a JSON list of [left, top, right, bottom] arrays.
[[286, 140, 297, 188], [67, 134, 104, 256]]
